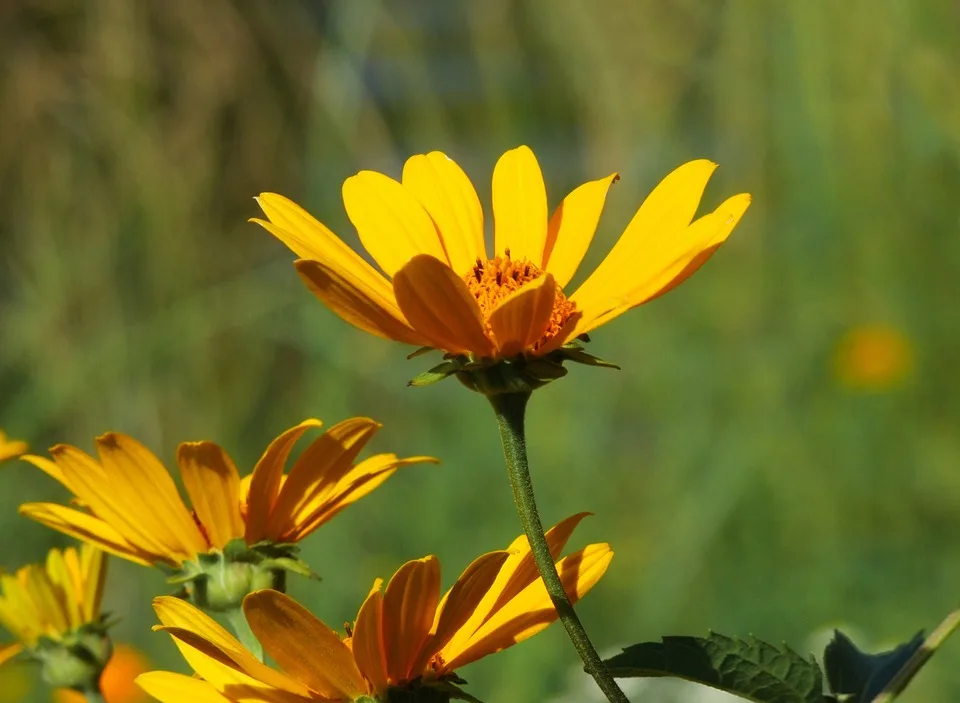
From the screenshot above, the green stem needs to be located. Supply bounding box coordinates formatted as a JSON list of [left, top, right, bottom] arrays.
[[871, 608, 960, 703], [226, 607, 264, 662], [488, 391, 629, 703]]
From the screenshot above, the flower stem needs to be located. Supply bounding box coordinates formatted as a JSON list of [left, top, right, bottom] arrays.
[[871, 608, 960, 703], [488, 391, 629, 703], [226, 607, 263, 662]]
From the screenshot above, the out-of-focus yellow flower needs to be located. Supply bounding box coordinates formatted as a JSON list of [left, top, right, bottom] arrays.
[[253, 147, 749, 388], [137, 514, 613, 703], [55, 644, 150, 703], [0, 431, 27, 464], [0, 545, 111, 692], [833, 324, 914, 391], [20, 418, 436, 611]]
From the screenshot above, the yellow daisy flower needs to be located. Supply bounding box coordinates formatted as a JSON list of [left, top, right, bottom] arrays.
[[0, 544, 112, 692], [253, 146, 750, 389], [20, 418, 436, 610], [0, 430, 27, 464], [136, 514, 612, 703]]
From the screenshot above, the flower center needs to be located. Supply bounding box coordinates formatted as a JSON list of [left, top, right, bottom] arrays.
[[461, 251, 576, 351]]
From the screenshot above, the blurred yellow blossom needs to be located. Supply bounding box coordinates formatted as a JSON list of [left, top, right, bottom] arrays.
[[833, 324, 914, 391]]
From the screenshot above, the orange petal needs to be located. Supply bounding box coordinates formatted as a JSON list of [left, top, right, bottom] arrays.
[[243, 590, 367, 699], [342, 171, 448, 276], [0, 642, 22, 666], [492, 146, 548, 262], [487, 273, 557, 357], [393, 254, 495, 357], [381, 556, 441, 683], [294, 259, 427, 345], [352, 583, 388, 693], [244, 419, 322, 543], [402, 152, 487, 274], [542, 174, 619, 287], [177, 441, 245, 550]]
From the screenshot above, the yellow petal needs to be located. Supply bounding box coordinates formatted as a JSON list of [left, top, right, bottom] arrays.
[[402, 152, 487, 273], [492, 146, 548, 262], [95, 433, 207, 560], [577, 192, 751, 335], [243, 590, 367, 699], [0, 431, 27, 463], [44, 549, 81, 630], [244, 419, 322, 543], [294, 259, 426, 345], [0, 642, 22, 666], [487, 273, 557, 357], [352, 584, 388, 694], [382, 556, 441, 684], [136, 672, 234, 703], [542, 174, 619, 287], [18, 503, 154, 567], [393, 254, 495, 357], [571, 159, 718, 314], [266, 417, 380, 539], [254, 192, 397, 307], [342, 170, 448, 276], [177, 441, 245, 550], [20, 454, 70, 489], [445, 543, 613, 670], [79, 544, 106, 623]]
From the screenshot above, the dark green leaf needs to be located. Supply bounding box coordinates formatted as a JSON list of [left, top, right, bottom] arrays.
[[823, 629, 924, 702], [604, 632, 829, 703], [409, 361, 461, 387]]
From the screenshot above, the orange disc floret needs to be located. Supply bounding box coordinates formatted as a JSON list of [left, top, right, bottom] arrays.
[[462, 251, 577, 351]]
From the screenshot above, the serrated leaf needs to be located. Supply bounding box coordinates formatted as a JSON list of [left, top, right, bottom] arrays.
[[823, 630, 924, 702], [604, 632, 828, 703], [409, 361, 461, 387]]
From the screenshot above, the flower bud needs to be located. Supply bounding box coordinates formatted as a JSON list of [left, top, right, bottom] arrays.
[[35, 627, 113, 692]]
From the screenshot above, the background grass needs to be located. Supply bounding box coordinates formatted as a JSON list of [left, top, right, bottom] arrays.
[[2, 1, 960, 701]]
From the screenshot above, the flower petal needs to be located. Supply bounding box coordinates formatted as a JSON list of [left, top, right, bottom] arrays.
[[177, 441, 245, 550], [293, 259, 426, 345], [445, 543, 613, 670], [20, 454, 70, 489], [542, 174, 619, 287], [571, 159, 718, 314], [393, 254, 496, 356], [492, 146, 548, 263], [18, 502, 154, 566], [243, 590, 367, 699], [352, 582, 388, 694], [136, 672, 234, 703], [382, 556, 441, 684], [487, 273, 557, 357], [244, 419, 322, 544], [576, 192, 751, 335], [402, 152, 487, 274], [343, 171, 448, 276], [0, 642, 22, 666]]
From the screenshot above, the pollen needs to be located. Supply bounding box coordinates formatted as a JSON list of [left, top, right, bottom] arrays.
[[461, 251, 576, 351]]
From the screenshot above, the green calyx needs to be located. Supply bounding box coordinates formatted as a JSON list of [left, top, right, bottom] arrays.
[[168, 538, 317, 612], [376, 675, 482, 703], [407, 338, 619, 395], [32, 617, 113, 691]]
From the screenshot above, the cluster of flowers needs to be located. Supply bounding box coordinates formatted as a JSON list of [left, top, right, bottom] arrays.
[[0, 146, 748, 703]]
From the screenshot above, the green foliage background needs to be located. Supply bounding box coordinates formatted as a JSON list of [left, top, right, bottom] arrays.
[[2, 1, 960, 701]]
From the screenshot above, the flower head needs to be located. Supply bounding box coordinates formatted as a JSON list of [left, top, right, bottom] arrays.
[[0, 431, 27, 464], [137, 514, 612, 703], [0, 544, 112, 691], [20, 418, 436, 610], [254, 147, 749, 390]]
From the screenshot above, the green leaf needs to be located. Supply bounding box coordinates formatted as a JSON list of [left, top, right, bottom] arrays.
[[823, 630, 924, 702], [409, 361, 461, 387], [604, 632, 829, 703]]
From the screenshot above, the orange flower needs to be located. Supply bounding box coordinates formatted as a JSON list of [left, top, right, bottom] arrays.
[[137, 514, 612, 702], [55, 644, 150, 703], [254, 147, 749, 371], [833, 324, 914, 391]]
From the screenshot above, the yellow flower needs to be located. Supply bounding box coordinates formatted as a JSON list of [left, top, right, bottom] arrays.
[[253, 147, 749, 370], [55, 644, 150, 703], [833, 324, 914, 392], [0, 545, 111, 691], [136, 514, 612, 703], [20, 418, 436, 609], [0, 431, 27, 464]]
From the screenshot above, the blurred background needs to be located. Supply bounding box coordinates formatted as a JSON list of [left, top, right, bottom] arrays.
[[2, 1, 959, 701]]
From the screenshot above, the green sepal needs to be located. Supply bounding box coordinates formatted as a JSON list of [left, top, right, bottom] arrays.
[[823, 629, 924, 703], [555, 345, 621, 369], [409, 361, 462, 387], [428, 680, 484, 703], [407, 346, 436, 360], [603, 632, 829, 703], [264, 556, 318, 580]]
